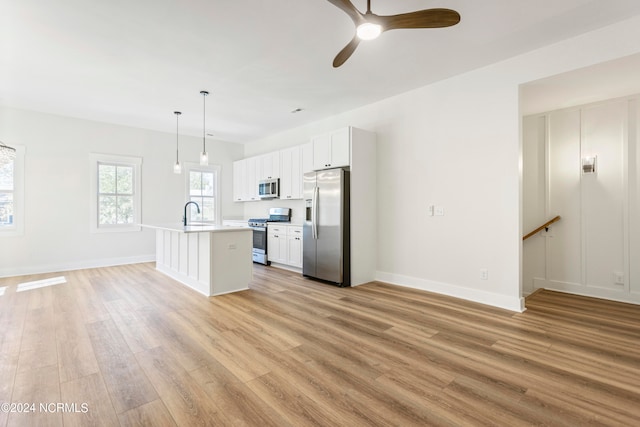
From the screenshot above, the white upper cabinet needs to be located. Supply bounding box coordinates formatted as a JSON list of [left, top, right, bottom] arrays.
[[259, 152, 280, 180], [280, 146, 303, 200], [245, 156, 260, 201], [232, 159, 246, 202], [302, 142, 314, 173], [312, 127, 350, 170]]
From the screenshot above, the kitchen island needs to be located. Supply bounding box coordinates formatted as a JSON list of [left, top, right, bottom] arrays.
[[141, 223, 252, 296]]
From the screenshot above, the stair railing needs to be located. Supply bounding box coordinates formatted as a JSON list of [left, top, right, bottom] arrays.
[[523, 216, 561, 241]]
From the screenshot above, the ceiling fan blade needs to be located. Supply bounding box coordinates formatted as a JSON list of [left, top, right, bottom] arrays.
[[381, 8, 460, 31], [326, 0, 365, 25], [333, 36, 361, 68]]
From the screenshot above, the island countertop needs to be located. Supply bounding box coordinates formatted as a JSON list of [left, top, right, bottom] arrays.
[[141, 223, 250, 233]]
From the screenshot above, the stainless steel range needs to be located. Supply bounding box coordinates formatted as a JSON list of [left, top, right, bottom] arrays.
[[248, 207, 291, 265]]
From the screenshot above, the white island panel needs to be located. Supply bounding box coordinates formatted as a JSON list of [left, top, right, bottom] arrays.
[[145, 224, 252, 296], [170, 230, 179, 271], [179, 233, 189, 275], [210, 231, 252, 295], [188, 233, 199, 280], [198, 232, 210, 287]]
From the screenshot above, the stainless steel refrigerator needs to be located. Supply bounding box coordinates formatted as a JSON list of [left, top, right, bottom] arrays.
[[303, 168, 350, 287]]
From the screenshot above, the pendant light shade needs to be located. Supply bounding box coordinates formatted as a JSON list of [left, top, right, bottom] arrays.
[[200, 90, 209, 166], [173, 111, 182, 174], [0, 140, 16, 165]]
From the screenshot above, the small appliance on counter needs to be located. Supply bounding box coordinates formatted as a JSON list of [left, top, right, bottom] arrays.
[[248, 207, 291, 265]]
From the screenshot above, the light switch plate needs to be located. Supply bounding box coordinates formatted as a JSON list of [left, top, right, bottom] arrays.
[[435, 206, 444, 216]]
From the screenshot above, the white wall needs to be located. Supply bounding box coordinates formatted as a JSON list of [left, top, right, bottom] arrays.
[[4, 16, 640, 310], [0, 107, 243, 277], [522, 115, 547, 295], [241, 15, 640, 312], [523, 96, 640, 305]]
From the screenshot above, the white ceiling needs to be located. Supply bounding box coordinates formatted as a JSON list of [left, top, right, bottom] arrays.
[[3, 0, 640, 143], [521, 52, 640, 115]]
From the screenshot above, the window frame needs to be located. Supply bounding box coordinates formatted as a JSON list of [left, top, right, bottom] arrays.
[[0, 145, 25, 237], [184, 162, 221, 225], [90, 153, 142, 233]]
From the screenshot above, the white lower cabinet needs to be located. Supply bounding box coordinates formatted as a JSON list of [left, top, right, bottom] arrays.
[[268, 224, 303, 268], [267, 225, 287, 264], [287, 226, 303, 268]]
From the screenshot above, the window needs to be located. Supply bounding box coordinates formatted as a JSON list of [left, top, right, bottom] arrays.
[[0, 161, 14, 226], [90, 154, 141, 233], [186, 163, 220, 224], [98, 163, 134, 225], [0, 145, 25, 237]]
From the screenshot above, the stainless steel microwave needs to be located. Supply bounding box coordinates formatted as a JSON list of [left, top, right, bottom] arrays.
[[258, 178, 279, 199]]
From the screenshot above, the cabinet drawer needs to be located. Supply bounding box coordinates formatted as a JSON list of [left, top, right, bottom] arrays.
[[268, 225, 286, 235], [287, 226, 303, 236]]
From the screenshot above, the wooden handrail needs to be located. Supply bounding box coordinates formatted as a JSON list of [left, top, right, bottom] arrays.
[[523, 215, 561, 241]]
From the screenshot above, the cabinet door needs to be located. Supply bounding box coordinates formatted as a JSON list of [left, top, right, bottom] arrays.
[[233, 160, 246, 201], [267, 233, 279, 261], [287, 234, 302, 267], [302, 142, 314, 173], [287, 227, 303, 267], [280, 146, 302, 200], [290, 147, 303, 199], [312, 133, 331, 170], [261, 152, 280, 180], [268, 232, 287, 263], [245, 156, 259, 201], [279, 148, 293, 199], [277, 235, 288, 263], [312, 128, 350, 170], [329, 127, 350, 168]]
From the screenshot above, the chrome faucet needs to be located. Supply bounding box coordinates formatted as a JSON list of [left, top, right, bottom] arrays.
[[183, 201, 200, 226]]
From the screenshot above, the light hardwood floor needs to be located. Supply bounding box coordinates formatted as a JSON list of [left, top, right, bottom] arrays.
[[1, 263, 639, 426]]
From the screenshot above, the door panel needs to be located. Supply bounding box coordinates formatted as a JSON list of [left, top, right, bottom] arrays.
[[316, 169, 343, 283], [303, 172, 317, 277]]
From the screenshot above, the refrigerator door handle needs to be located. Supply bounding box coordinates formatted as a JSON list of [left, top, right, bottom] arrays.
[[312, 186, 319, 239]]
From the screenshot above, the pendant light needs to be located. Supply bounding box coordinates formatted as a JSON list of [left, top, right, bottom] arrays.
[[0, 140, 16, 166], [199, 90, 209, 166], [173, 111, 182, 174]]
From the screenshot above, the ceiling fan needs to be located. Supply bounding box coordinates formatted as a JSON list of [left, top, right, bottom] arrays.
[[327, 0, 461, 67]]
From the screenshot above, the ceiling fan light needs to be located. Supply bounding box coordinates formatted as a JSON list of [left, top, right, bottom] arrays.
[[357, 22, 381, 40]]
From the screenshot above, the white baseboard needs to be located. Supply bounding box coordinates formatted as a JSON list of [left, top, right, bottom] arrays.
[[0, 254, 156, 278], [375, 271, 526, 312], [268, 262, 302, 274], [533, 278, 640, 305]]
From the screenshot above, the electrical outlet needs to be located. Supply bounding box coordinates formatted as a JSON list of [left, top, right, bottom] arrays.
[[614, 272, 624, 285], [480, 269, 489, 280]]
